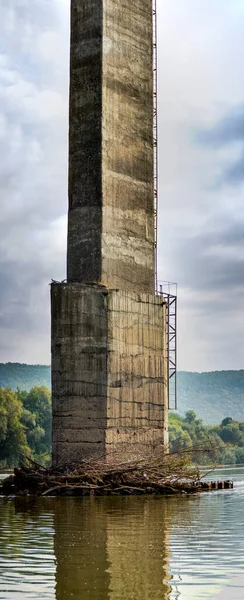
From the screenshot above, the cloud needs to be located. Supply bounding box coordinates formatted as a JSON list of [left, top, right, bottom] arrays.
[[0, 0, 69, 363], [196, 105, 244, 186], [157, 0, 244, 370], [197, 107, 244, 147], [1, 0, 244, 372]]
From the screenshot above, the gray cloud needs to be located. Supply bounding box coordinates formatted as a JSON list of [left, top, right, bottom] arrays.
[[197, 106, 244, 186], [181, 247, 244, 296], [197, 107, 244, 147], [158, 211, 244, 369], [155, 0, 244, 370], [224, 154, 244, 185], [0, 0, 69, 362]]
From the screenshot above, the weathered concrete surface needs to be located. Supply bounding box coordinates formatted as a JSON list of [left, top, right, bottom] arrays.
[[52, 283, 167, 466], [67, 0, 154, 293], [51, 283, 108, 465], [52, 0, 168, 466], [106, 289, 168, 452], [68, 0, 103, 285]]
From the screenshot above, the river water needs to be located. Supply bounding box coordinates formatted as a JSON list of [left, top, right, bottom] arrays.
[[0, 466, 243, 599]]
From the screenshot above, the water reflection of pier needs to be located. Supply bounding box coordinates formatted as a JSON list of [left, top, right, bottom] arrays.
[[10, 474, 244, 600], [54, 497, 171, 600]]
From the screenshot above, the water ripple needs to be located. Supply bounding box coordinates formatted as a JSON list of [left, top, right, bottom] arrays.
[[0, 467, 243, 599]]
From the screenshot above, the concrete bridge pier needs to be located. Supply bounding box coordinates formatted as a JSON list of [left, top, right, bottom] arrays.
[[52, 283, 168, 466], [51, 0, 168, 466]]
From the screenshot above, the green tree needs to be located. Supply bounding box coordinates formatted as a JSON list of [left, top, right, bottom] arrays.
[[236, 447, 244, 464], [221, 447, 237, 465], [184, 410, 198, 424], [221, 417, 233, 427], [168, 423, 192, 453], [168, 413, 184, 425], [0, 387, 29, 467], [219, 422, 244, 445], [20, 386, 51, 464]]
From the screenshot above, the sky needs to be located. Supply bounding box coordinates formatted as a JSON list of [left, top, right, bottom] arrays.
[[1, 0, 244, 371]]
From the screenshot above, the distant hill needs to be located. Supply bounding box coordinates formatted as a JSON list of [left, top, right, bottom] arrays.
[[0, 363, 244, 425], [0, 363, 51, 391], [177, 370, 244, 424]]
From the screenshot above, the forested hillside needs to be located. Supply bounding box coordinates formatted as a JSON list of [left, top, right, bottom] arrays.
[[0, 363, 51, 391], [177, 371, 244, 424], [1, 386, 244, 467], [0, 364, 244, 425]]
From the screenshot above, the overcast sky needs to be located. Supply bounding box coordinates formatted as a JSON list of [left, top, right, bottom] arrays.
[[1, 0, 244, 371]]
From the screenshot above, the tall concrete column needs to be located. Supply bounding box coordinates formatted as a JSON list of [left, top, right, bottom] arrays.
[[67, 0, 154, 292], [51, 0, 168, 466]]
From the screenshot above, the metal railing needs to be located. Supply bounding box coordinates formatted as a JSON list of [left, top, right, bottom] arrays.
[[156, 282, 177, 410]]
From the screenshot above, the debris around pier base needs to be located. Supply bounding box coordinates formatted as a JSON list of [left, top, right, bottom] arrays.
[[0, 452, 234, 497]]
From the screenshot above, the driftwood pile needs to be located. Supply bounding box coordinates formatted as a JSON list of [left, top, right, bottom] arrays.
[[0, 450, 206, 497]]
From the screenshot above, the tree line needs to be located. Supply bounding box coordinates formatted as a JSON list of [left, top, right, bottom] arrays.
[[169, 410, 244, 465], [1, 385, 244, 467]]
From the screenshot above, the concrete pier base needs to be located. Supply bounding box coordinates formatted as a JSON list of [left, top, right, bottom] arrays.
[[51, 283, 168, 466]]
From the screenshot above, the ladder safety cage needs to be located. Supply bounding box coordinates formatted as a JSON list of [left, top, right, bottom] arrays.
[[157, 282, 177, 410]]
